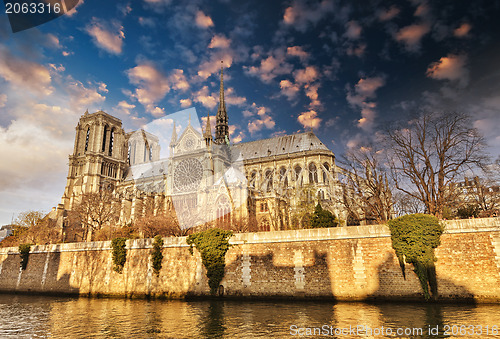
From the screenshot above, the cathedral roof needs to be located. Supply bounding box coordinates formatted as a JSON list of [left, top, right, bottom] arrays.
[[232, 131, 331, 161]]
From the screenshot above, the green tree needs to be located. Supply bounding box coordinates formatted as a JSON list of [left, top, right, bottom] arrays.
[[388, 214, 444, 300], [311, 202, 338, 228], [186, 228, 233, 295]]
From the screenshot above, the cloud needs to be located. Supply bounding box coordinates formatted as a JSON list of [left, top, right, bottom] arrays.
[[244, 53, 293, 83], [304, 83, 321, 108], [0, 120, 71, 191], [297, 110, 321, 129], [394, 23, 430, 52], [426, 54, 468, 87], [195, 10, 214, 28], [344, 21, 362, 40], [0, 94, 6, 107], [225, 87, 246, 106], [345, 43, 366, 57], [454, 23, 471, 38], [280, 79, 300, 100], [85, 18, 125, 55], [346, 76, 386, 131], [180, 98, 192, 108], [245, 104, 275, 135], [377, 6, 400, 21], [193, 86, 217, 109], [169, 69, 189, 91], [293, 66, 319, 84], [209, 34, 231, 49], [138, 17, 156, 28], [66, 79, 106, 109], [197, 52, 234, 79], [126, 62, 169, 115], [0, 47, 52, 96], [283, 0, 335, 32], [287, 46, 309, 62], [116, 100, 135, 115]]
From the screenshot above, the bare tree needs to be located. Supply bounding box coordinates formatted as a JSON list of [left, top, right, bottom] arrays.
[[338, 145, 393, 224], [386, 111, 486, 218], [73, 190, 120, 241]]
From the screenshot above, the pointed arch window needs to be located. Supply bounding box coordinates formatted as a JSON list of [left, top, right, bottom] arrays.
[[216, 195, 231, 227], [294, 165, 303, 186], [309, 163, 318, 183], [323, 163, 330, 184], [279, 167, 288, 188], [85, 127, 90, 152], [108, 128, 114, 156], [102, 125, 108, 153], [265, 169, 273, 192], [250, 170, 257, 188]]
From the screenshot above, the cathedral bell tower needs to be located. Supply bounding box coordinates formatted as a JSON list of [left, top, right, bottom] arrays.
[[61, 110, 127, 210], [214, 62, 229, 145]]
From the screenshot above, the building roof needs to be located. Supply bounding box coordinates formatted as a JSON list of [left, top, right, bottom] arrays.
[[232, 132, 332, 161]]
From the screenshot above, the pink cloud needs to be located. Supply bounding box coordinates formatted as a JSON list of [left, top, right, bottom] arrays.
[[195, 11, 214, 28], [117, 101, 135, 115], [0, 47, 52, 95], [225, 87, 247, 106], [85, 19, 125, 55], [245, 104, 275, 135], [293, 66, 319, 84], [126, 62, 169, 115], [346, 76, 385, 131], [245, 54, 293, 83], [287, 46, 309, 62], [297, 110, 321, 129], [169, 69, 189, 91], [394, 23, 430, 52], [66, 80, 106, 109], [426, 54, 468, 87], [193, 86, 217, 109], [454, 23, 472, 38], [198, 53, 234, 79], [209, 35, 231, 49], [180, 98, 192, 108], [283, 0, 335, 32], [378, 6, 400, 21], [344, 21, 362, 40], [280, 79, 300, 100]]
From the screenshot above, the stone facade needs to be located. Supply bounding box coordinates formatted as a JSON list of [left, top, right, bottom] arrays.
[[0, 218, 499, 301], [57, 68, 346, 231]]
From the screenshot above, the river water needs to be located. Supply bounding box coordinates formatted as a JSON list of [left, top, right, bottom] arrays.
[[0, 294, 499, 338]]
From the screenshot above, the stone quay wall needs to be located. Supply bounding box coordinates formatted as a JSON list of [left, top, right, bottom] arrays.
[[0, 218, 499, 302]]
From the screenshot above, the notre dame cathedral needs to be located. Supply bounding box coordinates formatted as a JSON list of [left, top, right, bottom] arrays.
[[58, 67, 346, 231]]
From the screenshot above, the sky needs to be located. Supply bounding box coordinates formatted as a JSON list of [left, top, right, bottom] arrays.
[[0, 0, 500, 225]]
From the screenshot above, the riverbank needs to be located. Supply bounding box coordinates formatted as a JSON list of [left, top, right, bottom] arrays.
[[0, 218, 499, 302]]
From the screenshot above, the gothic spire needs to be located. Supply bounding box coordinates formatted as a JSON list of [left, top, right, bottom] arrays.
[[204, 111, 212, 138], [214, 61, 229, 145], [170, 121, 177, 147]]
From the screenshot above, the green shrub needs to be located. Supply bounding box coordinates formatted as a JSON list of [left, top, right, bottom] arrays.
[[111, 237, 127, 274], [186, 228, 233, 295], [18, 243, 31, 270], [388, 214, 444, 300], [311, 202, 338, 228], [151, 235, 164, 277]]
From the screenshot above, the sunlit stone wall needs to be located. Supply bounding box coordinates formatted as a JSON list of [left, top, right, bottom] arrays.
[[0, 218, 499, 302]]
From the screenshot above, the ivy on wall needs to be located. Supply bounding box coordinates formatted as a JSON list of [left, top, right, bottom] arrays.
[[186, 228, 233, 295], [151, 235, 164, 277], [18, 243, 31, 270], [111, 237, 127, 274], [388, 214, 444, 300]]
